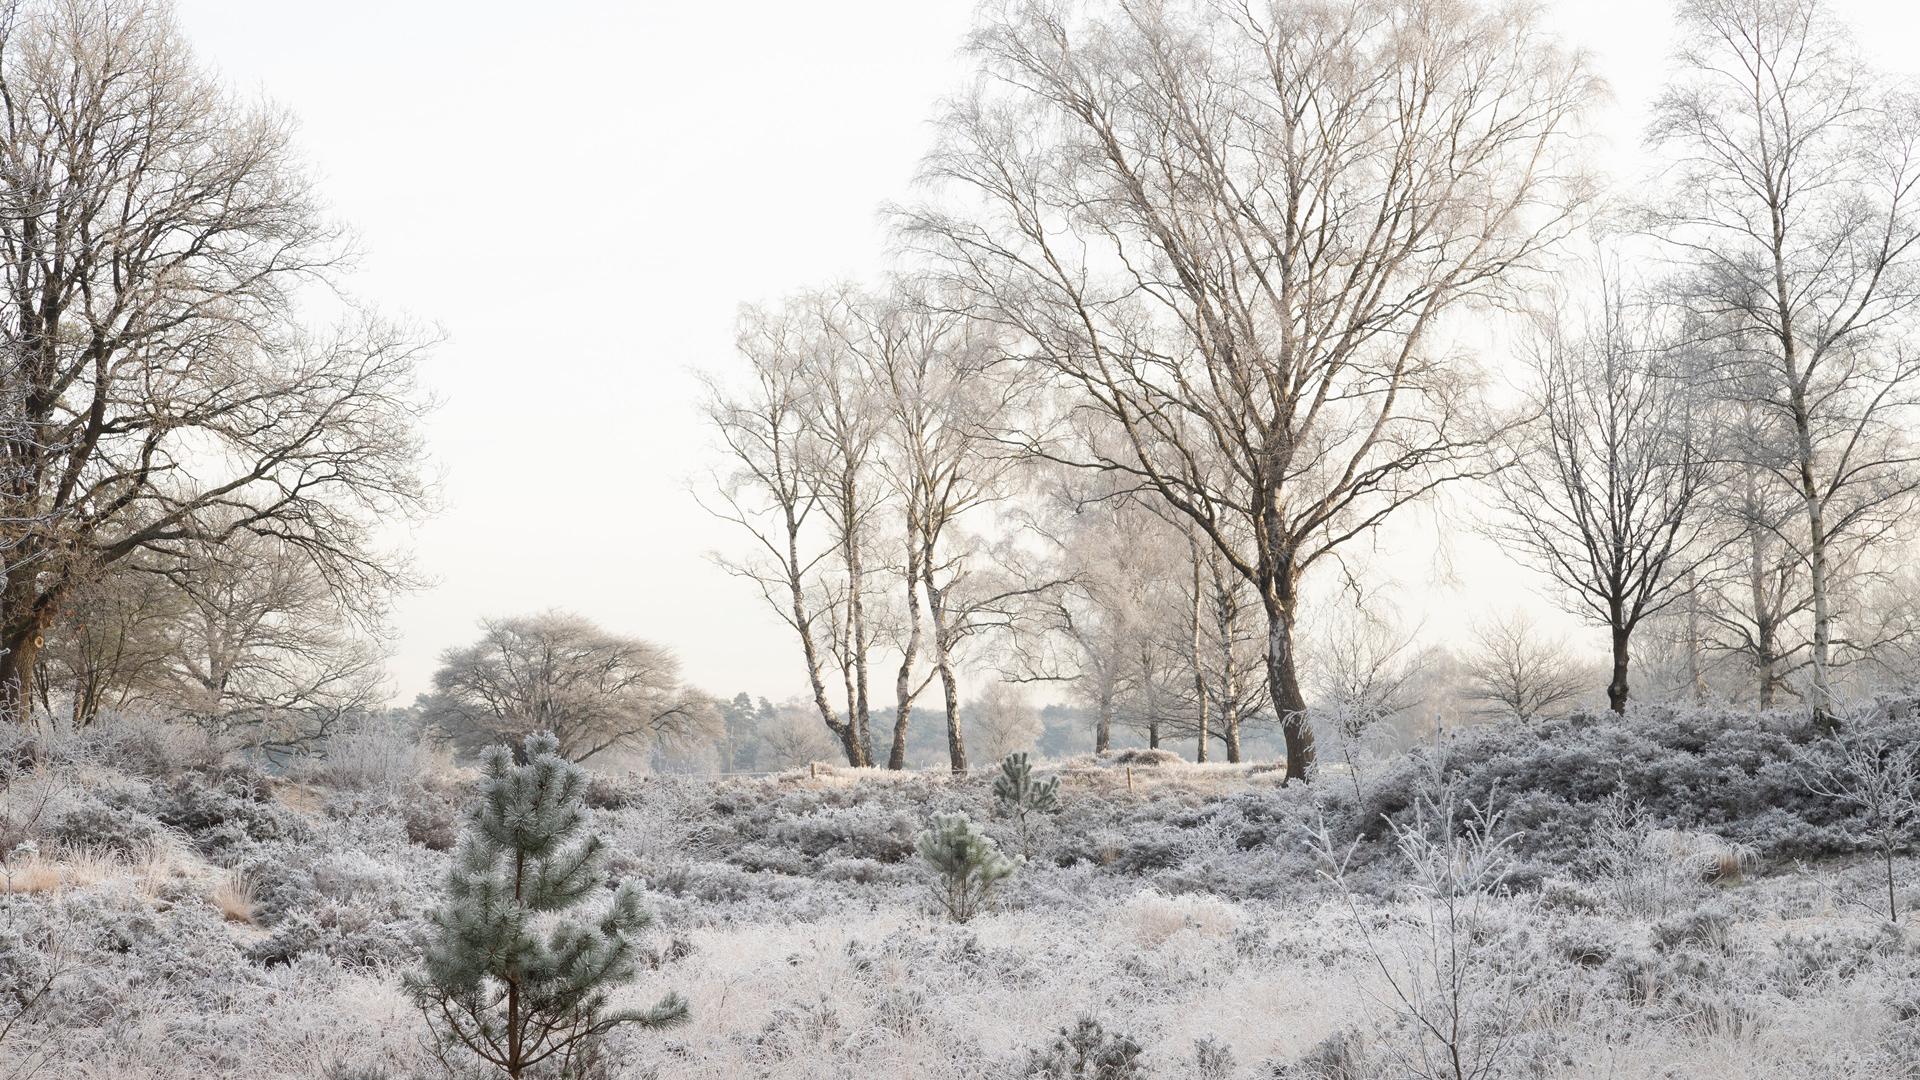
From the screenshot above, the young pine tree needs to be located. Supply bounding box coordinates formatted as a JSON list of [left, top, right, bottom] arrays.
[[916, 812, 1017, 923], [992, 751, 1060, 858], [408, 733, 688, 1078]]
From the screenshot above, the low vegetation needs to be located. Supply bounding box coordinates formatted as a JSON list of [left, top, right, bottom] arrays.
[[0, 701, 1915, 1078]]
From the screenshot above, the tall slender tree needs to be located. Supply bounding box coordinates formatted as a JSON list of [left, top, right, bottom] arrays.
[[1489, 273, 1721, 712]]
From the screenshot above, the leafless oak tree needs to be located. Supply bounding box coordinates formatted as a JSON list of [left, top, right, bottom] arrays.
[[0, 0, 431, 722], [900, 0, 1598, 780], [421, 612, 702, 764], [148, 526, 388, 758], [1460, 614, 1589, 723]]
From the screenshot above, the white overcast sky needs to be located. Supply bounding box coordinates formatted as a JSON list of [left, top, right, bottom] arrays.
[[170, 0, 1920, 706]]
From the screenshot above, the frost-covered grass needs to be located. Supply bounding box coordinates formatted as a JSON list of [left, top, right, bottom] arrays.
[[1, 706, 1918, 1078]]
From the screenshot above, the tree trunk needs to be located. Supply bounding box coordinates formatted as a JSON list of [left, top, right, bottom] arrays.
[[0, 636, 39, 727], [786, 525, 861, 766], [1095, 686, 1114, 754], [0, 573, 52, 726], [842, 473, 875, 765], [1607, 622, 1631, 714], [923, 567, 966, 773], [889, 507, 925, 769], [1264, 595, 1312, 782], [1190, 535, 1208, 763]]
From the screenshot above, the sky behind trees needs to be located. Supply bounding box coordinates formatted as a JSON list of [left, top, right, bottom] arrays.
[[167, 0, 1920, 704]]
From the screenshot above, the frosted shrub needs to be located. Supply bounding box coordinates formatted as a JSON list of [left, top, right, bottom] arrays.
[[1801, 737, 1920, 922], [298, 720, 445, 793], [1021, 1017, 1146, 1080], [406, 733, 688, 1078], [993, 752, 1059, 858], [1308, 788, 1523, 1080], [915, 813, 1016, 923], [1589, 794, 1701, 918]]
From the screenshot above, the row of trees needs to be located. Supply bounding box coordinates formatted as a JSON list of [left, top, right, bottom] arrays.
[[708, 0, 1920, 778]]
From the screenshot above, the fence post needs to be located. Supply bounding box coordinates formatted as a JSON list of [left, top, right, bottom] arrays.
[[809, 761, 817, 780], [1126, 765, 1133, 793]]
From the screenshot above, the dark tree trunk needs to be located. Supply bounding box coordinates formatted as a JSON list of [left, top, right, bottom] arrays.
[[0, 582, 52, 726], [1095, 688, 1114, 753], [1264, 586, 1312, 782], [1607, 623, 1631, 714]]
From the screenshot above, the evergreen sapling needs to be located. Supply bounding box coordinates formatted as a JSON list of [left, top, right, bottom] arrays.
[[407, 733, 687, 1078], [916, 812, 1017, 923], [992, 751, 1059, 858]]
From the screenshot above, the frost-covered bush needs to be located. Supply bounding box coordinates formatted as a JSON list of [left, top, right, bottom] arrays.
[[151, 776, 309, 856], [1357, 702, 1920, 872], [47, 797, 158, 855], [1021, 1017, 1146, 1080], [1269, 1029, 1371, 1080], [64, 714, 227, 778], [294, 719, 447, 793]]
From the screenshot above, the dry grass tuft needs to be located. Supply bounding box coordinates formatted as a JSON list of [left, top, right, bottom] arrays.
[[210, 868, 256, 924], [0, 854, 66, 894]]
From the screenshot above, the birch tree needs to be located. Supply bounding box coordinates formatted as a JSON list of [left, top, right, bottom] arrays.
[[900, 0, 1597, 780], [1650, 0, 1920, 721], [703, 306, 872, 766], [865, 285, 1036, 773]]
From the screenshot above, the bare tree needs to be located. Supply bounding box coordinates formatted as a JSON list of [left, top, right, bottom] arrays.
[[796, 287, 891, 766], [900, 0, 1598, 780], [965, 680, 1042, 762], [35, 559, 180, 726], [421, 612, 702, 764], [1305, 595, 1434, 738], [1460, 614, 1590, 723], [756, 702, 842, 772], [1490, 273, 1722, 712], [0, 0, 431, 722], [866, 283, 1037, 773], [1008, 482, 1170, 753], [147, 527, 388, 758], [1801, 734, 1920, 923], [702, 306, 871, 766], [1650, 0, 1920, 722]]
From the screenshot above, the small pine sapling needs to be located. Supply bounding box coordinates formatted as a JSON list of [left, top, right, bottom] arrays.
[[992, 751, 1060, 857], [407, 733, 688, 1078], [916, 812, 1017, 923]]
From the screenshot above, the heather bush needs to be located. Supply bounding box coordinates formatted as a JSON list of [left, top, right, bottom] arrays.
[[1021, 1017, 1146, 1080], [46, 797, 157, 856]]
